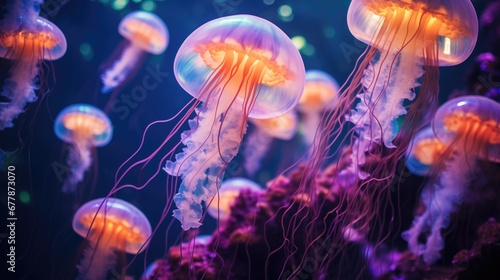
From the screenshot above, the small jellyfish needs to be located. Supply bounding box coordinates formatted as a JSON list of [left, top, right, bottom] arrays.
[[206, 177, 263, 221], [100, 11, 168, 94], [405, 126, 447, 176], [73, 198, 151, 280], [54, 104, 112, 192], [319, 0, 479, 182], [243, 109, 298, 176], [0, 13, 66, 129], [297, 70, 339, 148], [403, 96, 500, 264], [163, 15, 305, 230]]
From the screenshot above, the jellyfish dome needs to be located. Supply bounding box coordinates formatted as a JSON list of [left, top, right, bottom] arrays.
[[118, 11, 169, 55], [298, 70, 339, 113], [347, 0, 478, 66], [207, 177, 263, 221], [174, 14, 305, 119], [250, 109, 298, 141], [73, 198, 151, 280], [0, 16, 67, 60], [405, 126, 447, 176], [165, 14, 304, 230], [54, 104, 112, 192], [433, 95, 500, 162], [54, 104, 113, 146]]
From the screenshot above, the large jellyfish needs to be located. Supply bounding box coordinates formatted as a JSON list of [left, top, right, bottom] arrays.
[[318, 0, 478, 182], [100, 11, 168, 94], [54, 104, 112, 192], [0, 3, 67, 129], [243, 109, 298, 176], [73, 198, 152, 280], [206, 177, 263, 221], [163, 15, 305, 231], [402, 95, 500, 264], [297, 70, 339, 148], [405, 126, 447, 176]]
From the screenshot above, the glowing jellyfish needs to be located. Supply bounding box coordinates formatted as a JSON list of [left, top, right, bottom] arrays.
[[403, 96, 500, 264], [0, 15, 66, 129], [73, 198, 151, 280], [100, 11, 168, 93], [243, 109, 298, 176], [54, 104, 112, 192], [206, 177, 263, 221], [164, 15, 305, 231], [405, 126, 447, 176], [297, 70, 339, 147], [323, 0, 479, 181]]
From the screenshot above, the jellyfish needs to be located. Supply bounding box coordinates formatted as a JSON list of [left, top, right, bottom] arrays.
[[297, 70, 339, 148], [162, 15, 305, 231], [402, 95, 500, 264], [54, 104, 112, 192], [73, 198, 152, 280], [0, 10, 67, 129], [317, 0, 479, 182], [206, 177, 263, 221], [243, 109, 298, 176], [100, 11, 168, 94], [405, 126, 447, 176]]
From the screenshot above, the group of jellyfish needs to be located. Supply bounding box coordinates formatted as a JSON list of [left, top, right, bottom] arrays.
[[1, 0, 498, 278]]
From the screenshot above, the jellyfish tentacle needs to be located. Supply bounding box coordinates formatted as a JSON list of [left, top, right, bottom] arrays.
[[344, 51, 424, 179], [100, 43, 144, 94], [243, 127, 273, 176], [164, 99, 247, 230], [62, 140, 92, 192], [77, 242, 116, 280], [0, 58, 39, 129], [402, 150, 472, 264]]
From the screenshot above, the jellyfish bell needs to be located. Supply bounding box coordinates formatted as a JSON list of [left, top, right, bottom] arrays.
[[118, 11, 168, 55], [207, 177, 263, 221], [0, 16, 67, 129], [0, 16, 67, 60], [348, 0, 478, 66], [54, 104, 112, 192], [403, 95, 500, 264], [433, 95, 500, 163], [298, 70, 339, 114], [165, 14, 305, 230], [100, 11, 169, 93], [249, 109, 298, 141], [405, 126, 447, 176], [173, 14, 304, 119], [73, 197, 151, 280]]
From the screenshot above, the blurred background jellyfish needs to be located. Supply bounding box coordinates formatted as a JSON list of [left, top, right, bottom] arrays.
[[54, 104, 112, 192], [0, 2, 67, 129], [297, 70, 339, 148], [243, 109, 298, 177], [206, 177, 263, 222], [73, 198, 151, 280], [163, 14, 305, 231], [323, 0, 479, 182], [403, 95, 500, 264], [405, 126, 447, 177], [100, 11, 168, 94]]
